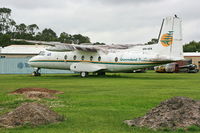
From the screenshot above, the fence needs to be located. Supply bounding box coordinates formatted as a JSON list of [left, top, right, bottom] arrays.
[[0, 58, 72, 74]]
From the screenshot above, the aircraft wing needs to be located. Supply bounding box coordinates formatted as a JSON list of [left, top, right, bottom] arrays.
[[47, 44, 143, 52], [12, 39, 101, 52], [70, 62, 106, 72], [12, 39, 143, 52]]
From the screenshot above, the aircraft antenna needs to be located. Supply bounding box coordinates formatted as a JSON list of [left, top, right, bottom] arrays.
[[157, 19, 164, 42]]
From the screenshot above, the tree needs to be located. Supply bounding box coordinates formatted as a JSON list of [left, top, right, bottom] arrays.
[[93, 42, 105, 45], [27, 24, 39, 36], [183, 41, 200, 52], [0, 34, 11, 47], [35, 32, 42, 40], [72, 34, 90, 44], [9, 19, 16, 32], [0, 7, 12, 34], [59, 32, 72, 43], [39, 28, 57, 41], [8, 19, 16, 38], [15, 23, 29, 39], [16, 23, 27, 34]]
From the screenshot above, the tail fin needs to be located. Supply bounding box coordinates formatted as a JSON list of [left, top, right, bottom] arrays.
[[156, 16, 184, 60]]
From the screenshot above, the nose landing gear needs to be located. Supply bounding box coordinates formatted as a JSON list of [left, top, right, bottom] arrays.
[[32, 68, 41, 76]]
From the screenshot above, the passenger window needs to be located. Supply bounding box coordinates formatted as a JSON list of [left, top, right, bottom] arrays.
[[90, 56, 93, 61], [115, 57, 118, 62], [98, 56, 101, 61], [73, 55, 77, 60], [64, 55, 67, 60], [81, 55, 84, 61]]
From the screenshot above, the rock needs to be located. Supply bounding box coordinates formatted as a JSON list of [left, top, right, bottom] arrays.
[[0, 102, 64, 128], [124, 96, 200, 129]]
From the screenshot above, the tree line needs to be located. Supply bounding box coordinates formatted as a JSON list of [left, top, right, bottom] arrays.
[[183, 41, 200, 52], [0, 7, 105, 47]]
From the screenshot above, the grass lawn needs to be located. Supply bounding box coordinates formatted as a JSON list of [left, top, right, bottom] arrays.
[[0, 71, 200, 133]]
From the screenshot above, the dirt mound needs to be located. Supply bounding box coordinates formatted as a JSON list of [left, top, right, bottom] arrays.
[[10, 88, 64, 99], [24, 91, 57, 99], [10, 88, 64, 94], [0, 102, 64, 128], [124, 96, 200, 130]]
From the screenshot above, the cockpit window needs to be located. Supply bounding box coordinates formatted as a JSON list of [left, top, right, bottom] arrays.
[[39, 51, 45, 56]]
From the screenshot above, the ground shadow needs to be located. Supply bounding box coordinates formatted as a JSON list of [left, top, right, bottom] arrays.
[[29, 73, 189, 81]]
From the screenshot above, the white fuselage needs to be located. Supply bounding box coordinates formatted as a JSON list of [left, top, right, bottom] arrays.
[[28, 45, 171, 73]]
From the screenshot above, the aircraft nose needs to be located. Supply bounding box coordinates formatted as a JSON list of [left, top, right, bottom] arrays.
[[28, 57, 34, 66]]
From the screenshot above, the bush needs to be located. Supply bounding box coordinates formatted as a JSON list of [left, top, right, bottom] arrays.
[[0, 34, 11, 47]]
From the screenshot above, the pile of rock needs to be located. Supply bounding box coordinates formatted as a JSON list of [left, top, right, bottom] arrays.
[[0, 102, 64, 128], [124, 96, 200, 129]]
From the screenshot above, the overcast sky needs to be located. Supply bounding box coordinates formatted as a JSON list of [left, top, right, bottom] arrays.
[[1, 0, 200, 44]]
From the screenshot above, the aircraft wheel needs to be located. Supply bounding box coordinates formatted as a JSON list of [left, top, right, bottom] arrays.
[[32, 71, 41, 76], [80, 72, 88, 78]]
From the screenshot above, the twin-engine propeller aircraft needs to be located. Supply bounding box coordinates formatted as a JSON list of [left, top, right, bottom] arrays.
[[24, 16, 183, 77]]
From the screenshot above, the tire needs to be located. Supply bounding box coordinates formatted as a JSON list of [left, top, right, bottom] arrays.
[[32, 71, 37, 76], [80, 72, 88, 78], [32, 71, 41, 76]]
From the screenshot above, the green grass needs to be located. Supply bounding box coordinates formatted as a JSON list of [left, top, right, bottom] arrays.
[[0, 71, 200, 133]]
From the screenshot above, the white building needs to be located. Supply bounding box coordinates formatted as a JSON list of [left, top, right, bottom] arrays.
[[0, 45, 46, 58]]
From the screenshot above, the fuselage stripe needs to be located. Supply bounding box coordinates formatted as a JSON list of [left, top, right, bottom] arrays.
[[30, 60, 170, 65]]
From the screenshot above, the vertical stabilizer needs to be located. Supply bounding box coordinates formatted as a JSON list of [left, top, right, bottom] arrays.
[[157, 16, 183, 60]]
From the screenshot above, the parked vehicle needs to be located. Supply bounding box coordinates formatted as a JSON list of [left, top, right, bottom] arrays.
[[154, 65, 166, 73], [179, 64, 199, 73], [154, 63, 199, 73]]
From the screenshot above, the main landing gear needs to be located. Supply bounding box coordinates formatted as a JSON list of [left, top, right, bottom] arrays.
[[32, 68, 41, 76], [80, 72, 106, 78], [80, 72, 88, 78]]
